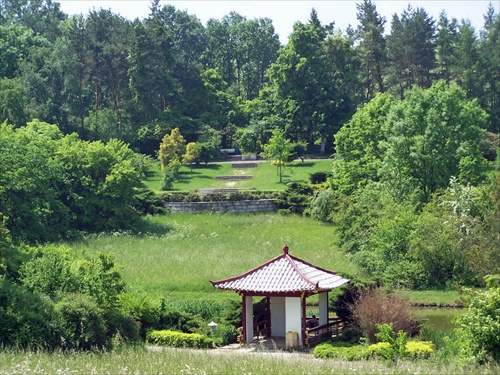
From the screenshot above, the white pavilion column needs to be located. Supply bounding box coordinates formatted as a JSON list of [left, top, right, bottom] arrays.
[[285, 296, 303, 346], [319, 292, 329, 326], [244, 295, 254, 343]]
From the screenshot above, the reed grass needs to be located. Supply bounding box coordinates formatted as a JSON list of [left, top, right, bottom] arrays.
[[1, 345, 498, 375]]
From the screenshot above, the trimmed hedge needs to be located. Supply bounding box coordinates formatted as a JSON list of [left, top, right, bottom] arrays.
[[313, 342, 369, 361], [147, 330, 213, 349]]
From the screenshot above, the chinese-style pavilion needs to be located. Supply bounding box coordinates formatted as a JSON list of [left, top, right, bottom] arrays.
[[210, 245, 349, 347]]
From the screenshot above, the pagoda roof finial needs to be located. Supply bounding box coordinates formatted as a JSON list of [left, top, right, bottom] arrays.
[[283, 244, 289, 255]]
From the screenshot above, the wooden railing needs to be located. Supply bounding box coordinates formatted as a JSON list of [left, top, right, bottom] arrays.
[[237, 317, 345, 347], [304, 318, 345, 347], [237, 319, 268, 344]]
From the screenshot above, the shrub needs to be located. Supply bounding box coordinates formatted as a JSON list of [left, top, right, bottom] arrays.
[[406, 341, 434, 358], [309, 171, 331, 184], [455, 275, 500, 363], [307, 189, 337, 222], [375, 323, 408, 356], [211, 324, 239, 346], [367, 342, 394, 360], [0, 279, 55, 349], [53, 294, 108, 350], [161, 170, 176, 191], [339, 327, 364, 344], [276, 182, 314, 214], [133, 189, 166, 215], [147, 330, 213, 348], [313, 342, 369, 360], [349, 288, 421, 343]]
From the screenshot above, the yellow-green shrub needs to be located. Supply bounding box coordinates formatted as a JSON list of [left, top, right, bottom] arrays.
[[147, 330, 213, 348], [368, 341, 434, 360], [313, 342, 369, 361], [368, 342, 394, 359], [406, 341, 434, 359]]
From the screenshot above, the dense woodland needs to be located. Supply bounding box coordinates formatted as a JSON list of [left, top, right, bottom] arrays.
[[0, 0, 498, 153], [0, 0, 499, 358]]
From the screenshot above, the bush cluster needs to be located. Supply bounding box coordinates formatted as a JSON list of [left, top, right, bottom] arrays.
[[455, 275, 500, 363], [147, 330, 213, 349], [276, 182, 315, 214], [314, 324, 434, 362]]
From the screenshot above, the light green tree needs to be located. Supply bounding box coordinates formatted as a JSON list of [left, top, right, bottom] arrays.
[[262, 128, 294, 183], [183, 142, 199, 173], [158, 128, 186, 170]]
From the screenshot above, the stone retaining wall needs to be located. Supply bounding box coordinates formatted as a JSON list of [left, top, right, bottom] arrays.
[[198, 188, 248, 196], [165, 199, 276, 214], [232, 163, 258, 168], [215, 175, 253, 180]]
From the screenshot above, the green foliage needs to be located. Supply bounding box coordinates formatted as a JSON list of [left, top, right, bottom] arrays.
[[19, 246, 77, 298], [455, 278, 500, 363], [262, 128, 295, 183], [375, 323, 408, 356], [309, 171, 331, 184], [368, 323, 433, 360], [367, 342, 394, 360], [210, 324, 239, 346], [307, 189, 337, 222], [276, 182, 314, 214], [381, 81, 487, 202], [147, 330, 213, 348], [132, 189, 166, 215], [313, 342, 370, 361], [0, 121, 153, 242], [158, 128, 186, 171], [53, 293, 108, 351], [368, 338, 434, 360], [183, 142, 199, 172], [161, 170, 175, 191], [406, 340, 434, 359], [332, 92, 395, 195], [0, 278, 54, 349]]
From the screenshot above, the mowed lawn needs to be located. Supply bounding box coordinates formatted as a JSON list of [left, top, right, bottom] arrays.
[[70, 214, 360, 301], [144, 159, 333, 193]]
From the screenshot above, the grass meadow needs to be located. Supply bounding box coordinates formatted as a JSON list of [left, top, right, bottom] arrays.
[[2, 346, 499, 375], [70, 213, 360, 301], [144, 159, 333, 193]]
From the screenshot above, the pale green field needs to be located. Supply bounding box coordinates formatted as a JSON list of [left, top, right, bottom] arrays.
[[1, 346, 498, 375], [144, 159, 333, 193], [71, 214, 360, 300]]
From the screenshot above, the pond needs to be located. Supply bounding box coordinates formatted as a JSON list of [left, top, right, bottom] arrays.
[[413, 307, 465, 331]]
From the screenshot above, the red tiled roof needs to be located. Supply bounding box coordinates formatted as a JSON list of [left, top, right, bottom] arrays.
[[210, 246, 349, 293]]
